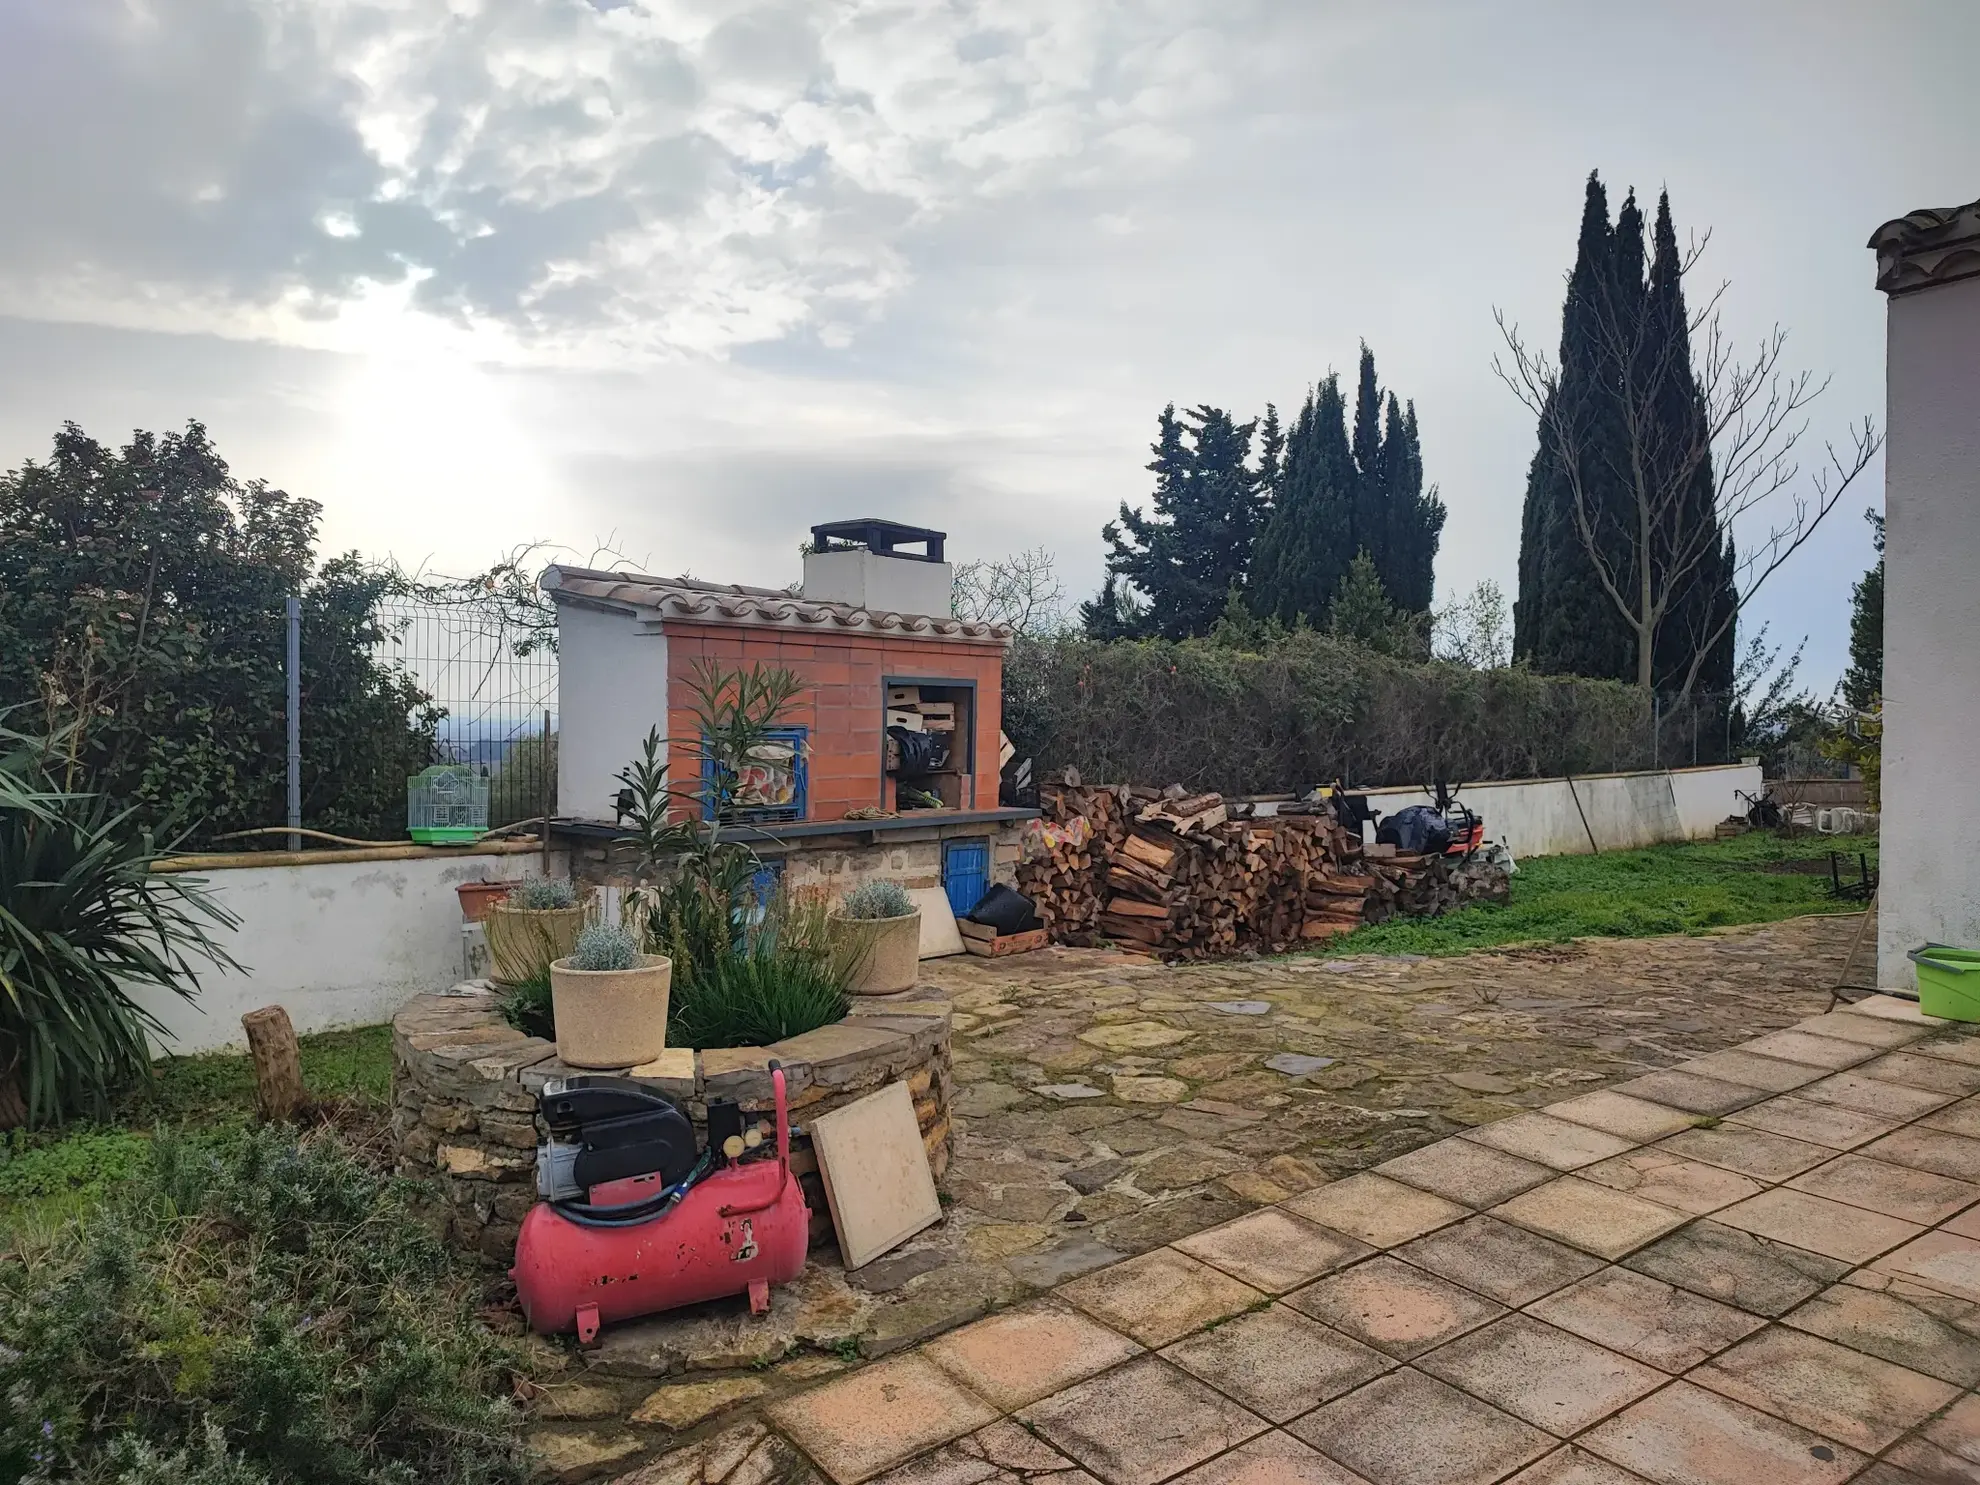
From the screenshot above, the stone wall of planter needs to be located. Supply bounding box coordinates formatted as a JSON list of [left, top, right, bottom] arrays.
[[390, 983, 953, 1264]]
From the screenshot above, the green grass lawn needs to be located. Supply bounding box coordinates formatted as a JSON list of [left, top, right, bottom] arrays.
[[1308, 830, 1878, 959], [0, 1024, 394, 1237]]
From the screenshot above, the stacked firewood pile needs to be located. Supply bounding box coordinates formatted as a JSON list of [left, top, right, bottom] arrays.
[[1017, 777, 1510, 960]]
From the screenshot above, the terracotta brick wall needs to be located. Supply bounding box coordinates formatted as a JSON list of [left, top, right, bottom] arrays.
[[661, 624, 1006, 822]]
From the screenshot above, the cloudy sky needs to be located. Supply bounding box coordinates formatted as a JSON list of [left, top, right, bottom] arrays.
[[2, 0, 1972, 688]]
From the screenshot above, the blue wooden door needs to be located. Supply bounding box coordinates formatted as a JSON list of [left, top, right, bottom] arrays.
[[942, 838, 990, 919]]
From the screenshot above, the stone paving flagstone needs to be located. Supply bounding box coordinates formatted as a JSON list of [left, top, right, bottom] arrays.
[[554, 925, 1980, 1485]]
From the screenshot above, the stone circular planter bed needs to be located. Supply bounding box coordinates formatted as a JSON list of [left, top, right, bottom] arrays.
[[390, 983, 953, 1264]]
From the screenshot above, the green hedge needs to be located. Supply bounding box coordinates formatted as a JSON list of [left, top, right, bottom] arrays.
[[1004, 631, 1677, 793]]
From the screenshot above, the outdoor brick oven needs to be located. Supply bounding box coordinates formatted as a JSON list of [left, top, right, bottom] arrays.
[[545, 520, 1036, 905]]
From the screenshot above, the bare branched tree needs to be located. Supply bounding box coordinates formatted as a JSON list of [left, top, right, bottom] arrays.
[[1495, 234, 1880, 699], [383, 537, 647, 657], [1433, 579, 1511, 669], [952, 546, 1069, 635]]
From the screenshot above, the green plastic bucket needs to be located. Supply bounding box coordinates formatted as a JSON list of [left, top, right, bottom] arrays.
[[1912, 944, 1980, 1023]]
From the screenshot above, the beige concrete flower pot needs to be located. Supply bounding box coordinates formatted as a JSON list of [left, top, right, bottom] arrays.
[[829, 909, 922, 995], [549, 954, 673, 1069], [484, 901, 588, 986]]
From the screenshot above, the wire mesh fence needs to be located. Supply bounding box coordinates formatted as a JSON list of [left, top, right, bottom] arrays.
[[373, 592, 557, 828]]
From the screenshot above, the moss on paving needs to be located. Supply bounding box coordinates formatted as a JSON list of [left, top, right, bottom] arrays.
[[1, 1024, 394, 1237], [1306, 830, 1878, 960]]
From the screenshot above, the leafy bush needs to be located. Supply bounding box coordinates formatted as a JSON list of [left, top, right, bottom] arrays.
[[0, 421, 441, 843], [0, 1124, 529, 1485], [668, 889, 852, 1049], [497, 972, 553, 1042], [1004, 630, 1676, 793], [507, 877, 577, 912], [840, 880, 914, 920], [568, 923, 639, 972], [0, 719, 239, 1127]]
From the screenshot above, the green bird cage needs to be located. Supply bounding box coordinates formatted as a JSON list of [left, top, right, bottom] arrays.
[[408, 763, 488, 845]]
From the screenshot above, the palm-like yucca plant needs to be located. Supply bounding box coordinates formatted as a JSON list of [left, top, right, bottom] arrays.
[[0, 716, 240, 1127]]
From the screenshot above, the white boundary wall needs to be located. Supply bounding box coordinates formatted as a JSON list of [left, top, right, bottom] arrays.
[[1256, 763, 1761, 860], [140, 764, 1757, 1057], [133, 847, 543, 1056]]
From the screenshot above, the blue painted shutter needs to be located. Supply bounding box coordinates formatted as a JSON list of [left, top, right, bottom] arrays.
[[943, 838, 991, 919]]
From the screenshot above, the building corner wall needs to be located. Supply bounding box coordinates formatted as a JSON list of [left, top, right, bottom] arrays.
[[1877, 274, 1980, 989]]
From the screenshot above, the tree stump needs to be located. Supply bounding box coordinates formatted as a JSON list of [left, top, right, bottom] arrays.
[[242, 1005, 307, 1122]]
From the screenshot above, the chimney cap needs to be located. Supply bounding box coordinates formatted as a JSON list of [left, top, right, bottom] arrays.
[[809, 518, 946, 563]]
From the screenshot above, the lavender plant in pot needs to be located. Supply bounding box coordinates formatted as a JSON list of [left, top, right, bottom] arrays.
[[550, 922, 673, 1068], [484, 876, 589, 986], [828, 879, 921, 995]]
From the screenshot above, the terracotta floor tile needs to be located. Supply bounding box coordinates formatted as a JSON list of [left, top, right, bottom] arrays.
[[1167, 1431, 1374, 1485], [1863, 1050, 1980, 1097], [1783, 1282, 1980, 1386], [1504, 1447, 1658, 1485], [1785, 1153, 1980, 1225], [866, 1419, 1101, 1485], [1173, 1207, 1374, 1294], [1738, 1030, 1880, 1071], [1789, 1011, 1931, 1049], [1861, 1126, 1980, 1183], [1018, 1355, 1267, 1485], [1918, 1391, 1980, 1463], [766, 1353, 1002, 1484], [1911, 1030, 1980, 1067], [1579, 1151, 1764, 1217], [1284, 1254, 1505, 1360], [1870, 1229, 1980, 1303], [1282, 1173, 1470, 1249], [1690, 1326, 1957, 1453], [1609, 1070, 1767, 1117], [1462, 1114, 1637, 1172], [1057, 1247, 1263, 1349], [1797, 1072, 1954, 1121], [1712, 1188, 1923, 1263], [1653, 1126, 1834, 1183], [1288, 1369, 1553, 1485], [1543, 1092, 1698, 1143], [1922, 1096, 1980, 1141], [1942, 1205, 1980, 1239], [1840, 994, 1937, 1025], [1727, 1095, 1903, 1150], [1162, 1303, 1392, 1423], [1839, 1264, 1980, 1329], [1676, 1050, 1827, 1095], [1881, 1438, 1980, 1485], [1578, 1381, 1866, 1485], [1415, 1314, 1663, 1435], [922, 1301, 1143, 1412], [1394, 1216, 1604, 1307], [1376, 1137, 1556, 1209], [1490, 1178, 1688, 1260], [1621, 1220, 1849, 1317], [1525, 1267, 1764, 1372]]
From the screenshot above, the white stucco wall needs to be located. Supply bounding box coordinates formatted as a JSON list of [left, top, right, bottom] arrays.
[[801, 548, 955, 618], [1878, 273, 1980, 989], [131, 849, 542, 1055], [556, 602, 668, 823], [1253, 763, 1760, 860]]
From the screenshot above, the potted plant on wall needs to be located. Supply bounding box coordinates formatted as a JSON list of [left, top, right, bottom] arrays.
[[550, 922, 673, 1068], [829, 879, 921, 995], [484, 877, 590, 985]]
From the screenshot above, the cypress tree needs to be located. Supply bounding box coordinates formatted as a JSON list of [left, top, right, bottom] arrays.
[[1378, 395, 1446, 613], [1644, 189, 1736, 696], [1842, 510, 1884, 711], [1351, 346, 1387, 578], [1248, 376, 1356, 626], [1513, 172, 1641, 682]]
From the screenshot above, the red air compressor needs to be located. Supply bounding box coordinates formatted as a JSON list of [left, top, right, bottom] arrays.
[[510, 1064, 809, 1343]]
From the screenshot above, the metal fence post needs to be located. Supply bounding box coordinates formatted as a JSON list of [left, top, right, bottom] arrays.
[[286, 596, 302, 852]]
